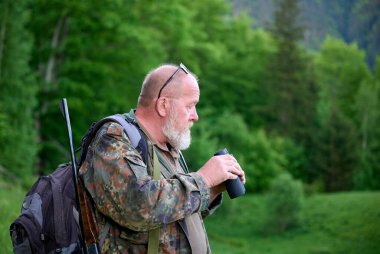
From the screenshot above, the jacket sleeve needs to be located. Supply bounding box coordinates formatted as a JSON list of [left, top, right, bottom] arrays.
[[202, 193, 223, 218], [80, 122, 211, 232]]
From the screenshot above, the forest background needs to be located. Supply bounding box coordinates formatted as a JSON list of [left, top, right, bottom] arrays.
[[0, 0, 379, 253]]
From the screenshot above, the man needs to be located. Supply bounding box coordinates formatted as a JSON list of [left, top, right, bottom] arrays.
[[79, 63, 245, 253]]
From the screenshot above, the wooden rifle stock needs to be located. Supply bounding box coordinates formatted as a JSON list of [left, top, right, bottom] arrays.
[[77, 180, 100, 253]]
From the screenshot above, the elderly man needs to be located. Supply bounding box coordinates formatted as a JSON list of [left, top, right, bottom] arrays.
[[80, 63, 245, 253]]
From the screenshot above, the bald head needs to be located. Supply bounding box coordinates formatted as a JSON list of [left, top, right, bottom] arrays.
[[135, 63, 200, 149], [137, 64, 198, 108]]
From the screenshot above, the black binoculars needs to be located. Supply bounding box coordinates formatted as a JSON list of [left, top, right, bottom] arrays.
[[214, 148, 246, 199]]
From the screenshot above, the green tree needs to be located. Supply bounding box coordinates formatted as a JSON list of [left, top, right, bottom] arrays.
[[314, 36, 371, 191], [245, 130, 287, 192], [314, 107, 359, 192], [264, 0, 317, 143], [354, 57, 380, 190], [30, 0, 167, 173], [199, 12, 275, 128], [315, 36, 371, 123], [253, 0, 318, 184], [0, 0, 37, 179]]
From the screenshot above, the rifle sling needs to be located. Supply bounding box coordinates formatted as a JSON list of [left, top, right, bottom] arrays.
[[148, 147, 161, 254]]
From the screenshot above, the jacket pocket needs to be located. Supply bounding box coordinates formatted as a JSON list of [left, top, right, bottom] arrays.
[[124, 156, 148, 179], [119, 229, 149, 245]]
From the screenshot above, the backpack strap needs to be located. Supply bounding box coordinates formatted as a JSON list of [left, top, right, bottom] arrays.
[[98, 222, 110, 249], [50, 175, 68, 245], [78, 114, 148, 166]]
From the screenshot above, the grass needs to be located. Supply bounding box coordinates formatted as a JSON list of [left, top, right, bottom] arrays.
[[1, 177, 379, 254], [0, 178, 27, 254], [205, 191, 380, 254]]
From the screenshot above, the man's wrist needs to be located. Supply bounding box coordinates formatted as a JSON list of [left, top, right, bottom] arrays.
[[196, 171, 211, 188]]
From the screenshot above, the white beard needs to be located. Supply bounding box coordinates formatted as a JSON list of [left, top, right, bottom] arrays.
[[163, 108, 191, 150]]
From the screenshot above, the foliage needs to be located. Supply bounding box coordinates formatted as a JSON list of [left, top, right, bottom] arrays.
[[245, 130, 286, 192], [199, 111, 284, 192], [197, 12, 276, 128], [263, 173, 304, 234], [0, 102, 8, 144], [182, 114, 219, 171], [272, 137, 306, 182], [314, 36, 372, 191], [269, 0, 318, 139], [0, 0, 379, 193], [201, 111, 260, 191], [30, 0, 168, 173], [193, 111, 305, 193], [313, 107, 360, 192], [315, 36, 370, 123], [354, 62, 380, 190], [0, 0, 38, 179], [260, 0, 318, 185]]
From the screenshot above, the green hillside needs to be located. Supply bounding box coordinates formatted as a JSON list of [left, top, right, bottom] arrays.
[[206, 192, 380, 254]]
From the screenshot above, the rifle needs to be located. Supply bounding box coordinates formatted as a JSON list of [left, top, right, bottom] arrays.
[[60, 98, 100, 254]]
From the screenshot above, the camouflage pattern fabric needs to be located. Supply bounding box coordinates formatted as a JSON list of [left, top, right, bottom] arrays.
[[79, 111, 221, 253]]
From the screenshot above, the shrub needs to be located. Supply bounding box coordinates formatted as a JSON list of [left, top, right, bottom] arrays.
[[263, 173, 304, 234]]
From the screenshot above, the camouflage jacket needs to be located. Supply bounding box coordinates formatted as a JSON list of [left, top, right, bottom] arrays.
[[79, 112, 222, 253]]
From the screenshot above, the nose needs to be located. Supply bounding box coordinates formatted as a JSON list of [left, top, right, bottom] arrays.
[[191, 107, 199, 122]]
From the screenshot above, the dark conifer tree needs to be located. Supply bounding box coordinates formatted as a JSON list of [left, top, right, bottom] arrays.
[[264, 0, 317, 181], [314, 107, 359, 191], [266, 0, 316, 139]]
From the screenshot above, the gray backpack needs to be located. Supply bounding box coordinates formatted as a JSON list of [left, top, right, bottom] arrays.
[[10, 114, 148, 254]]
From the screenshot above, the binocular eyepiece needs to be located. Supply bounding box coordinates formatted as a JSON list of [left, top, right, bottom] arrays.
[[214, 148, 245, 199]]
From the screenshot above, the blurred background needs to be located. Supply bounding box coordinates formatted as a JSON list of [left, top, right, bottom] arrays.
[[1, 0, 379, 253]]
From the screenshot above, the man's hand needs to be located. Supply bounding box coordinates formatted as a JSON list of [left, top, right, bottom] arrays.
[[197, 154, 245, 190]]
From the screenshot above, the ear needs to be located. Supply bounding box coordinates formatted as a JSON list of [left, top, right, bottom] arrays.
[[156, 97, 169, 117]]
